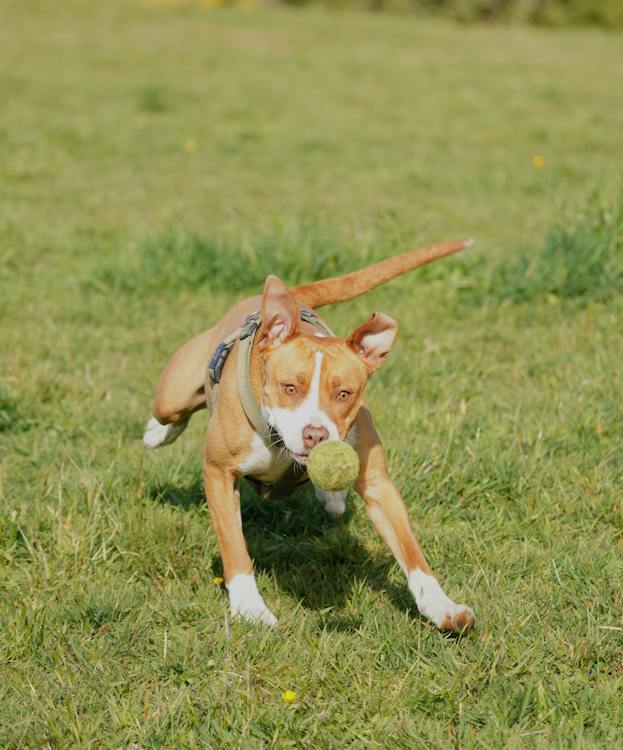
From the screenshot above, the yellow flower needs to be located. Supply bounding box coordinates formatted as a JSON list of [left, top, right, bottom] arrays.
[[212, 576, 224, 585], [532, 154, 545, 168], [281, 690, 296, 704], [184, 139, 197, 154]]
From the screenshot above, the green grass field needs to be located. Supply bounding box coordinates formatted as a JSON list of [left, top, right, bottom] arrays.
[[1, 1, 622, 747]]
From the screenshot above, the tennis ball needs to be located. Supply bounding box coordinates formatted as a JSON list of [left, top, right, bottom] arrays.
[[307, 440, 360, 492]]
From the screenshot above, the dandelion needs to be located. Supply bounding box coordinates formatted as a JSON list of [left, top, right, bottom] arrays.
[[532, 154, 545, 168], [281, 690, 296, 704], [212, 576, 224, 585], [184, 139, 197, 154]]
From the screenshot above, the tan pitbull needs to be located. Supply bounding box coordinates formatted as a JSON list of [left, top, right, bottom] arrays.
[[144, 239, 476, 632]]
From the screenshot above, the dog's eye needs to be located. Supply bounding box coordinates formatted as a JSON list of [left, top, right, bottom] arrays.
[[282, 384, 297, 395], [337, 390, 351, 401]]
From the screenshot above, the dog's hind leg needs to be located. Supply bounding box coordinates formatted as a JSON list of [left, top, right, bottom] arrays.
[[143, 328, 216, 448], [314, 486, 347, 518], [143, 416, 190, 448]]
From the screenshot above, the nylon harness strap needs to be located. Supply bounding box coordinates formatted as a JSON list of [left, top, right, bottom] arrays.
[[206, 309, 335, 500]]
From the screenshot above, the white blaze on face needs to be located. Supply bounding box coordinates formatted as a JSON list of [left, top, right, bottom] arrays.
[[262, 351, 338, 457]]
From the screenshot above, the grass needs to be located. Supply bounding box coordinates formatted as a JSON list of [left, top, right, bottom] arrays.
[[1, 1, 622, 747]]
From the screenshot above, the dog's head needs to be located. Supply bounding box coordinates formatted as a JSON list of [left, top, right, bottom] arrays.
[[257, 276, 397, 463]]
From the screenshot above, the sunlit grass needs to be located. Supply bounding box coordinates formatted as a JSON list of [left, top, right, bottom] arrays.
[[1, 2, 622, 747]]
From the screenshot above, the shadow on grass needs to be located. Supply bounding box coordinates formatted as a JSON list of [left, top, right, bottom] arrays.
[[148, 477, 425, 630]]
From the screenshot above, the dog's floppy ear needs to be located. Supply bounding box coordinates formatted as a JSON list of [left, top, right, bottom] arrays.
[[346, 312, 397, 372], [258, 275, 300, 351]]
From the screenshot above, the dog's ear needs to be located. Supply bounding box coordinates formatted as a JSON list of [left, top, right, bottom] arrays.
[[258, 276, 300, 351], [346, 312, 397, 372]]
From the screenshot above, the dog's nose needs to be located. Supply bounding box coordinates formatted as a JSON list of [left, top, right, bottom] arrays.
[[302, 425, 329, 450]]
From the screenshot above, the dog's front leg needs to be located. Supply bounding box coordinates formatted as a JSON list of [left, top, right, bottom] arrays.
[[203, 460, 277, 627], [352, 408, 475, 633]]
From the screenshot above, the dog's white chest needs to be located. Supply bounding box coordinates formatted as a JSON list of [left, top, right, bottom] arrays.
[[238, 432, 294, 482]]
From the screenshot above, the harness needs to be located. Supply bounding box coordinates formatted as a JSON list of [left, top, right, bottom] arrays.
[[205, 309, 335, 499]]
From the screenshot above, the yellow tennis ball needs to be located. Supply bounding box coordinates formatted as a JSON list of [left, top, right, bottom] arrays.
[[307, 440, 359, 492]]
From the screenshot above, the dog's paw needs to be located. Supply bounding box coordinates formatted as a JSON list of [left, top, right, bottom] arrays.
[[231, 600, 278, 627], [408, 569, 476, 634], [439, 604, 476, 633], [143, 416, 188, 448], [227, 573, 278, 627], [314, 486, 347, 518]]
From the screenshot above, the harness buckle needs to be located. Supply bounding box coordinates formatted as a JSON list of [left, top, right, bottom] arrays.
[[239, 313, 261, 341], [208, 340, 235, 384]]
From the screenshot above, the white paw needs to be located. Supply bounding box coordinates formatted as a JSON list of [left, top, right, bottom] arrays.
[[232, 599, 278, 627], [227, 573, 278, 627], [142, 416, 188, 448], [408, 569, 476, 632], [314, 486, 347, 518]]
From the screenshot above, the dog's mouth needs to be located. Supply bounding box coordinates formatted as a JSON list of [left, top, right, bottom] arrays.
[[269, 433, 309, 465]]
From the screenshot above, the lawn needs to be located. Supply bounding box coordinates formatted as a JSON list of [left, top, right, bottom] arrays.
[[1, 1, 622, 747]]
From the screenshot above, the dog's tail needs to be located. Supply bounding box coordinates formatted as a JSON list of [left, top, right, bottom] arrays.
[[291, 238, 473, 309]]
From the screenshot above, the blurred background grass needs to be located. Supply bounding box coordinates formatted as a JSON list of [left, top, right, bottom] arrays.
[[1, 1, 622, 748], [149, 0, 623, 29]]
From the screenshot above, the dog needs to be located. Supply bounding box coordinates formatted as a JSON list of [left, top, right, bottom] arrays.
[[143, 238, 476, 632]]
